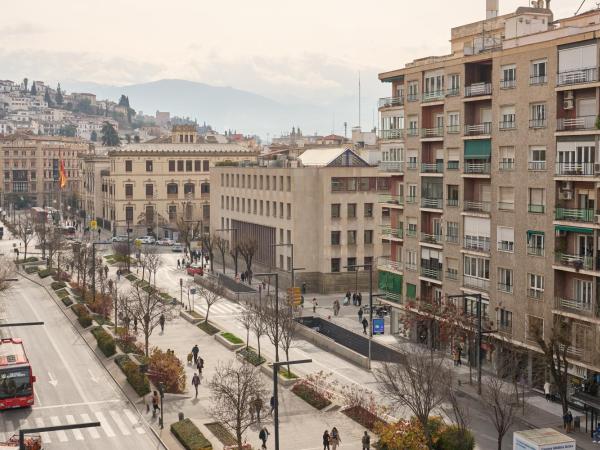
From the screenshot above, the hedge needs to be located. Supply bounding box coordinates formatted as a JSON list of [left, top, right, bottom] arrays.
[[51, 281, 66, 290], [24, 266, 39, 274], [221, 332, 243, 344], [115, 354, 150, 396], [197, 321, 220, 336], [170, 419, 212, 450], [61, 297, 73, 307], [91, 326, 116, 357], [291, 382, 331, 410], [125, 274, 137, 282], [72, 304, 93, 328], [17, 257, 38, 263], [38, 268, 55, 278], [56, 289, 69, 299], [237, 347, 265, 366]]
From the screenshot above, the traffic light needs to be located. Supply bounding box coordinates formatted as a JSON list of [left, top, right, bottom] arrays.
[[287, 287, 302, 306]]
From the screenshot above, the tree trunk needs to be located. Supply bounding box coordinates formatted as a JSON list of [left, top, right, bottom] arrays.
[[145, 332, 149, 357], [497, 433, 504, 450], [205, 305, 211, 323], [257, 335, 261, 358]]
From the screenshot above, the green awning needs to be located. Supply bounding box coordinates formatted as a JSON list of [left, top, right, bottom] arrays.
[[555, 225, 593, 234], [378, 271, 403, 294], [527, 230, 545, 236], [464, 140, 491, 159], [406, 283, 417, 299]]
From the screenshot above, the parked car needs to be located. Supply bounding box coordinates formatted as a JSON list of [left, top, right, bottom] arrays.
[[156, 238, 174, 246], [186, 263, 204, 276], [171, 243, 184, 252], [138, 235, 156, 245], [112, 235, 130, 243]]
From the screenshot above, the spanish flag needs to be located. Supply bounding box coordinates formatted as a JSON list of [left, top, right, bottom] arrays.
[[58, 160, 67, 190]]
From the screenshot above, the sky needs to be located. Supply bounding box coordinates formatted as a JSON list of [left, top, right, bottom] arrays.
[[0, 1, 582, 109]]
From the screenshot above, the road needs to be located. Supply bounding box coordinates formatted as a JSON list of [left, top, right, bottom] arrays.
[[0, 234, 162, 450]]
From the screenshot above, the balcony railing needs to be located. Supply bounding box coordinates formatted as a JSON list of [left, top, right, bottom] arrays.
[[407, 161, 418, 170], [378, 194, 404, 206], [463, 235, 490, 252], [499, 160, 515, 171], [464, 82, 492, 97], [421, 232, 443, 245], [464, 201, 491, 213], [528, 289, 544, 299], [555, 162, 595, 176], [378, 96, 404, 108], [554, 296, 597, 317], [527, 246, 545, 257], [500, 79, 516, 89], [421, 198, 443, 209], [560, 344, 592, 363], [498, 323, 513, 334], [377, 256, 403, 273], [498, 282, 513, 293], [557, 68, 598, 86], [420, 265, 443, 281], [422, 91, 445, 102], [447, 124, 461, 134], [447, 161, 459, 170], [380, 226, 404, 240], [498, 202, 514, 211], [528, 204, 545, 214], [447, 198, 459, 207], [557, 116, 596, 131], [446, 268, 459, 280], [406, 196, 417, 204], [499, 120, 516, 130], [406, 228, 417, 237], [407, 93, 419, 102], [528, 161, 546, 171], [446, 234, 459, 244], [464, 161, 491, 174], [497, 241, 514, 252], [407, 128, 419, 137], [529, 118, 547, 128], [379, 129, 405, 140], [530, 74, 547, 85], [555, 207, 594, 223], [421, 127, 444, 138], [378, 160, 404, 172], [420, 162, 444, 173], [463, 275, 490, 291], [464, 122, 492, 136], [555, 252, 594, 271], [447, 87, 460, 97]]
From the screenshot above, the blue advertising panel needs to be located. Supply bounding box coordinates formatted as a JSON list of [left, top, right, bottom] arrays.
[[372, 318, 384, 335]]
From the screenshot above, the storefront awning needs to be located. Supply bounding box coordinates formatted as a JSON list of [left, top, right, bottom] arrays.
[[464, 140, 491, 159], [555, 225, 593, 234]]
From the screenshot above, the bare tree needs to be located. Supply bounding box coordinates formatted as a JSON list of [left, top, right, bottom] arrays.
[[176, 217, 200, 251], [214, 235, 228, 274], [481, 375, 519, 450], [229, 244, 240, 277], [209, 360, 268, 450], [15, 216, 35, 260], [33, 219, 49, 260], [278, 305, 298, 373], [197, 279, 225, 323], [201, 233, 215, 273], [141, 246, 162, 287], [238, 308, 253, 351], [444, 387, 470, 434], [261, 296, 281, 362], [0, 256, 16, 292], [44, 226, 66, 269], [374, 346, 452, 449], [250, 304, 267, 359], [238, 239, 257, 282]]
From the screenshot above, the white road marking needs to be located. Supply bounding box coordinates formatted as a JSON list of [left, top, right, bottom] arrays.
[[80, 413, 100, 439], [34, 418, 51, 444], [94, 411, 115, 438], [123, 408, 145, 434], [32, 398, 121, 410], [33, 386, 42, 406], [47, 372, 58, 387], [87, 369, 99, 383], [49, 416, 68, 442], [109, 409, 131, 436], [65, 415, 84, 440]]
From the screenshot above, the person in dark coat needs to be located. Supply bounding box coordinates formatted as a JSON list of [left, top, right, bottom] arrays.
[[322, 430, 330, 450], [362, 317, 369, 334]]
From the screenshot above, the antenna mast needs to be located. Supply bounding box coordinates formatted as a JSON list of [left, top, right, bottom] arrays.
[[358, 72, 361, 129]]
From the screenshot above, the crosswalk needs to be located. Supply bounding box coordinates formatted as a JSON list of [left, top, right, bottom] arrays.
[[193, 301, 243, 317], [0, 408, 146, 444]]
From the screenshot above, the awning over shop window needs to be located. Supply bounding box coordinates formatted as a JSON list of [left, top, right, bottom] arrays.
[[464, 140, 491, 159], [555, 225, 593, 234]]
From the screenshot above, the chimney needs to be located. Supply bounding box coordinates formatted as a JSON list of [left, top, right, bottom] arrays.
[[486, 0, 499, 19]]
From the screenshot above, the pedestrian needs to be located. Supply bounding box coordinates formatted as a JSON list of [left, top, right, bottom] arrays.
[[357, 292, 362, 306], [593, 422, 600, 443], [330, 427, 341, 450], [159, 314, 165, 333], [312, 298, 318, 314], [269, 395, 275, 416], [192, 373, 200, 398], [255, 396, 264, 421], [456, 345, 462, 366], [259, 427, 269, 449], [152, 390, 160, 417], [196, 356, 204, 375], [192, 344, 199, 364], [104, 265, 109, 278], [116, 269, 121, 281], [177, 259, 181, 269], [358, 307, 363, 323], [133, 316, 138, 333], [566, 410, 573, 432], [544, 380, 551, 401], [333, 299, 340, 316], [322, 430, 330, 450], [361, 431, 370, 450], [241, 272, 246, 283], [362, 317, 368, 334], [452, 348, 459, 366]]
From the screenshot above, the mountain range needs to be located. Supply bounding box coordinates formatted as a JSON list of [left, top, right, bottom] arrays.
[[61, 79, 379, 139]]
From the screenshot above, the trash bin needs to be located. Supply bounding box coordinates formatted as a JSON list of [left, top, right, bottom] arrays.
[[178, 412, 184, 421], [574, 415, 580, 431]]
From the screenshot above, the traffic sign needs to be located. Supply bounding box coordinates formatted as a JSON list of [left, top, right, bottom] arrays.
[[287, 287, 302, 305], [89, 220, 97, 230]]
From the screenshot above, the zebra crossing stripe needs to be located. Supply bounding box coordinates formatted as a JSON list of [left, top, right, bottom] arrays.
[[80, 413, 100, 439], [49, 416, 68, 442], [34, 418, 51, 444], [123, 409, 145, 434], [65, 415, 84, 441], [94, 411, 115, 438], [109, 410, 131, 436]]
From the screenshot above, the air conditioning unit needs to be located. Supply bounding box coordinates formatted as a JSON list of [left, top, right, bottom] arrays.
[[561, 181, 573, 191], [559, 191, 573, 200], [564, 90, 574, 100], [563, 99, 574, 110]]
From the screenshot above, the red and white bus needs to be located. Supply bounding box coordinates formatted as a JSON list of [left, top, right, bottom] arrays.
[[0, 338, 36, 409]]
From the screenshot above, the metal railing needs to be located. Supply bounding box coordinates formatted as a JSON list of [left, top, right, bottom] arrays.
[[464, 161, 491, 174], [464, 122, 492, 136], [405, 262, 417, 271], [528, 161, 546, 171], [420, 162, 444, 173], [557, 68, 598, 86], [447, 124, 461, 134], [498, 282, 513, 293], [555, 162, 595, 176], [378, 96, 404, 108], [421, 232, 443, 245], [378, 194, 404, 206], [463, 275, 490, 291], [407, 128, 419, 137], [497, 323, 513, 334], [500, 79, 516, 89], [463, 235, 490, 252], [406, 196, 417, 204], [420, 265, 443, 281], [447, 198, 459, 207], [446, 269, 459, 280], [527, 246, 545, 257], [499, 120, 516, 130], [528, 204, 545, 214], [499, 160, 514, 171], [421, 127, 444, 138], [421, 198, 443, 209], [464, 82, 492, 97], [554, 252, 594, 271], [497, 201, 514, 211], [422, 91, 445, 102], [554, 296, 595, 316], [446, 87, 460, 97], [557, 116, 597, 131], [406, 227, 417, 237], [407, 161, 418, 170], [407, 93, 419, 102], [464, 201, 491, 213], [528, 289, 543, 299], [380, 226, 404, 240], [497, 241, 514, 252], [530, 74, 547, 85], [447, 161, 459, 170], [555, 207, 594, 223], [378, 161, 404, 172], [529, 118, 547, 128], [379, 129, 405, 140], [377, 256, 403, 273], [446, 234, 459, 244]]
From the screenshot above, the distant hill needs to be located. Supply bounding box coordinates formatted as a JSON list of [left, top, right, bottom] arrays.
[[61, 79, 364, 137]]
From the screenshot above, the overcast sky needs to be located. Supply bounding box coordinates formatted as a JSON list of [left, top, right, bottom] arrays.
[[0, 1, 581, 104]]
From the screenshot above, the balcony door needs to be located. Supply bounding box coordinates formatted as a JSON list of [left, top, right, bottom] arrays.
[[578, 97, 596, 117], [573, 279, 592, 309], [480, 108, 492, 124], [578, 234, 593, 257], [432, 218, 442, 237], [480, 184, 491, 205]]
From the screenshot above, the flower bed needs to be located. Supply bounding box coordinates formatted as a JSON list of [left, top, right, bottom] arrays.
[[61, 297, 73, 307], [279, 368, 298, 380], [51, 281, 66, 291], [72, 304, 93, 328], [38, 268, 55, 278], [125, 274, 137, 282], [220, 332, 243, 345], [171, 419, 212, 450], [147, 348, 186, 394], [16, 257, 39, 263], [291, 382, 331, 410], [342, 405, 385, 431], [204, 422, 236, 446], [56, 289, 70, 299], [91, 326, 116, 357], [237, 347, 265, 366], [24, 266, 39, 274], [114, 354, 150, 396], [91, 314, 113, 327], [197, 321, 220, 336]]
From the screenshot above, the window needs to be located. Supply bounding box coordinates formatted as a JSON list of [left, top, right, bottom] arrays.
[[203, 160, 209, 172], [287, 230, 291, 244], [287, 203, 291, 220], [498, 309, 513, 331], [168, 205, 177, 221], [531, 59, 547, 84], [407, 184, 417, 202], [125, 183, 133, 198], [364, 256, 373, 268], [528, 188, 545, 213], [447, 148, 459, 169], [194, 160, 201, 171], [448, 74, 460, 96], [347, 257, 357, 271], [331, 258, 340, 273], [145, 184, 153, 197], [184, 183, 195, 195], [331, 231, 341, 245], [446, 221, 459, 243], [530, 103, 546, 128], [529, 146, 546, 171], [498, 187, 514, 211], [200, 182, 209, 194], [498, 267, 513, 293], [497, 226, 514, 252], [364, 230, 373, 244], [347, 203, 357, 218], [447, 112, 460, 133], [177, 160, 184, 171], [407, 218, 417, 236], [407, 150, 418, 169], [125, 206, 133, 222], [528, 273, 544, 299], [125, 160, 132, 172], [167, 183, 178, 195], [500, 64, 516, 88], [364, 203, 373, 217], [169, 160, 176, 172], [424, 70, 444, 96], [347, 230, 357, 245], [499, 146, 515, 171], [407, 81, 419, 101], [406, 250, 417, 271], [146, 160, 153, 172], [447, 185, 459, 206], [499, 105, 516, 129], [408, 116, 418, 136], [527, 231, 544, 256], [406, 283, 417, 299], [331, 204, 340, 218], [463, 255, 490, 290]]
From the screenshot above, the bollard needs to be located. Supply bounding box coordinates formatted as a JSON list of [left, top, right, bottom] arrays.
[[178, 412, 184, 421]]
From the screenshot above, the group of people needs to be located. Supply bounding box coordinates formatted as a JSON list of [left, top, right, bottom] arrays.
[[322, 427, 341, 450], [343, 291, 362, 306], [188, 344, 205, 397], [452, 345, 463, 366]]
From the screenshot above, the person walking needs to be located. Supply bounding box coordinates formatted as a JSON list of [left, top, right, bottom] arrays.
[[330, 427, 341, 450], [133, 316, 138, 333], [566, 410, 573, 433], [191, 373, 200, 398], [241, 272, 246, 283], [452, 348, 460, 366], [456, 345, 462, 366], [196, 356, 204, 375], [177, 259, 181, 269], [361, 431, 370, 449], [116, 269, 121, 281], [312, 298, 318, 314], [333, 299, 340, 316], [255, 396, 264, 421], [151, 391, 160, 417], [362, 317, 368, 335], [322, 430, 330, 450], [544, 380, 551, 401], [352, 292, 357, 306], [259, 427, 269, 449], [159, 314, 165, 333], [358, 307, 364, 323], [191, 344, 199, 364], [357, 292, 362, 306], [269, 395, 275, 416]]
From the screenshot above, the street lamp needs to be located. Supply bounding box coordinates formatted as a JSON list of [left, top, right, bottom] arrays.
[[271, 243, 304, 288], [344, 263, 373, 369]]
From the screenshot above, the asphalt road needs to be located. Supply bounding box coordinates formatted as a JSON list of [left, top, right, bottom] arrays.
[[0, 235, 162, 450]]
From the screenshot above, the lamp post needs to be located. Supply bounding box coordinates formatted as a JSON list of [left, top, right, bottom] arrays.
[[271, 243, 301, 287], [344, 263, 373, 369]]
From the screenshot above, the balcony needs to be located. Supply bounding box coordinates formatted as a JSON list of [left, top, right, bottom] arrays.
[[530, 74, 548, 85], [447, 87, 460, 97], [464, 123, 491, 136], [464, 82, 492, 97], [421, 198, 443, 209], [464, 161, 491, 174], [407, 128, 419, 137], [378, 194, 404, 206], [560, 344, 593, 363], [420, 127, 444, 139], [380, 226, 404, 240], [378, 96, 404, 108], [555, 162, 595, 176], [557, 116, 596, 131], [528, 204, 545, 214], [422, 91, 445, 102], [557, 68, 598, 86], [446, 268, 459, 280], [463, 235, 490, 252], [420, 264, 443, 281], [500, 79, 516, 89], [528, 161, 546, 171], [377, 256, 403, 274], [554, 296, 598, 318], [463, 275, 490, 291], [527, 246, 545, 257], [554, 252, 594, 271], [499, 120, 516, 130], [421, 232, 443, 245], [407, 93, 419, 102], [420, 162, 444, 173], [378, 161, 404, 173], [379, 129, 405, 140], [555, 207, 594, 223], [464, 201, 491, 214], [529, 119, 547, 129]]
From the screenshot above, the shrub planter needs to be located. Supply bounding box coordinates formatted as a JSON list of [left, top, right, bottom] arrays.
[[180, 309, 202, 325], [24, 266, 39, 274], [204, 422, 236, 447], [291, 382, 331, 410], [114, 354, 150, 397], [215, 332, 244, 351], [197, 321, 220, 336], [51, 281, 66, 291], [259, 363, 298, 387], [341, 405, 386, 432], [91, 326, 116, 357], [171, 419, 212, 450], [61, 297, 73, 307], [236, 347, 265, 366]]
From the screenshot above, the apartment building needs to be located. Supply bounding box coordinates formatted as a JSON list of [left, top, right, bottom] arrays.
[[0, 134, 90, 209], [377, 0, 600, 381], [210, 148, 390, 293], [80, 147, 110, 227]]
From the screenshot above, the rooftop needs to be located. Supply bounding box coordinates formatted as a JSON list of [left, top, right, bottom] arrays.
[[108, 143, 258, 155], [298, 147, 370, 167]]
